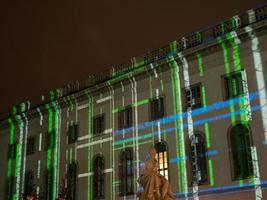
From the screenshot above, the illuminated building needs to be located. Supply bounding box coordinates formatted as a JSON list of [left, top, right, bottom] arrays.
[[0, 4, 267, 200]]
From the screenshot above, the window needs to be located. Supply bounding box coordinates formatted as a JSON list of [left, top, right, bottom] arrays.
[[230, 123, 253, 180], [68, 124, 78, 144], [120, 149, 134, 195], [190, 133, 208, 184], [67, 162, 77, 200], [45, 167, 54, 200], [93, 155, 104, 199], [24, 170, 34, 195], [118, 106, 132, 129], [27, 137, 35, 155], [224, 71, 244, 99], [185, 84, 202, 110], [8, 143, 17, 160], [150, 97, 165, 121], [5, 175, 14, 200], [46, 131, 55, 150], [155, 141, 169, 180], [93, 114, 105, 135]]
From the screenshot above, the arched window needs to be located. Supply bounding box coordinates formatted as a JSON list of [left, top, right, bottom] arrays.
[[230, 123, 253, 179], [93, 155, 104, 199], [24, 170, 34, 194], [190, 133, 208, 184], [155, 141, 169, 179], [67, 162, 77, 200], [120, 149, 134, 195]]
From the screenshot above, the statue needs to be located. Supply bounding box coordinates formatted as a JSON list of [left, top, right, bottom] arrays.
[[137, 146, 174, 200]]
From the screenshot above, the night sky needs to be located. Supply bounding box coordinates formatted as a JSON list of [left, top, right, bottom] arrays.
[[0, 0, 266, 112]]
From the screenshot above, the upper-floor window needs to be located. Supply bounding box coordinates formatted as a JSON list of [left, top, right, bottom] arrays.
[[8, 143, 17, 160], [118, 106, 132, 129], [46, 131, 55, 150], [120, 149, 134, 196], [68, 124, 78, 144], [93, 155, 105, 199], [150, 97, 165, 121], [44, 167, 53, 200], [224, 71, 244, 99], [67, 162, 77, 200], [230, 123, 253, 180], [185, 83, 202, 110], [155, 141, 169, 180], [190, 132, 208, 185], [24, 170, 34, 195], [93, 114, 105, 135], [5, 175, 14, 200], [27, 137, 35, 155]]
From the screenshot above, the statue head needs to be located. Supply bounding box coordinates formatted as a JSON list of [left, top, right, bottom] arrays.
[[149, 146, 157, 158]]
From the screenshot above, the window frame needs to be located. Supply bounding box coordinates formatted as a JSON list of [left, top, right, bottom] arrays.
[[93, 114, 105, 135], [228, 122, 254, 181], [93, 155, 105, 199], [67, 162, 77, 200], [189, 132, 209, 185], [222, 70, 245, 100], [183, 83, 202, 111], [118, 106, 133, 130], [149, 96, 165, 121], [68, 124, 78, 144], [154, 140, 169, 180], [26, 137, 35, 155], [119, 148, 134, 196]]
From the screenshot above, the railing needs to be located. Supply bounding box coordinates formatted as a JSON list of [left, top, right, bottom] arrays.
[[1, 3, 267, 122]]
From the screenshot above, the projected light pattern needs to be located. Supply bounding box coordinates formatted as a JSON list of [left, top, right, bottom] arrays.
[[1, 6, 267, 200]]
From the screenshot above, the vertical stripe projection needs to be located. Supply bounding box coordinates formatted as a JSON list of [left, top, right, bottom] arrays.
[[108, 85, 115, 200], [130, 76, 139, 198], [197, 52, 214, 187], [168, 57, 188, 197], [6, 118, 14, 200], [86, 90, 93, 200], [15, 116, 23, 200], [179, 53, 199, 200], [245, 25, 264, 199]]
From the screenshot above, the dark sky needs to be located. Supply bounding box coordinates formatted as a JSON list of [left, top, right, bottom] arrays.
[[0, 0, 266, 112]]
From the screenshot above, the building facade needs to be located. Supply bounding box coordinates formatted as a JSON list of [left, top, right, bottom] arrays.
[[0, 4, 267, 200]]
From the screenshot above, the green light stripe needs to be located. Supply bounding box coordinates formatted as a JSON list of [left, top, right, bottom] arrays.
[[208, 159, 214, 186], [169, 57, 187, 194]]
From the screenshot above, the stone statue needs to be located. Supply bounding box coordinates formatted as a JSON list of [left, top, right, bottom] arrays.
[[137, 146, 174, 200]]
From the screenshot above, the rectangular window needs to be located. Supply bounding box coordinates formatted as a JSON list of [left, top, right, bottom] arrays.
[[118, 107, 132, 130], [46, 131, 55, 150], [27, 137, 35, 155], [185, 83, 202, 110], [68, 124, 78, 144], [93, 114, 105, 135], [224, 71, 244, 99], [5, 175, 14, 200], [8, 143, 17, 160], [150, 97, 165, 121]]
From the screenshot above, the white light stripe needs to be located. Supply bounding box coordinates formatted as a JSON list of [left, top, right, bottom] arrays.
[[245, 24, 263, 200], [77, 103, 88, 110], [78, 168, 113, 178], [96, 96, 112, 104], [245, 26, 267, 141], [39, 133, 42, 151], [17, 115, 26, 200], [78, 135, 89, 141], [241, 70, 252, 120], [179, 53, 196, 200], [37, 107, 43, 126], [77, 137, 113, 149], [78, 128, 113, 142], [37, 160, 41, 179]]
